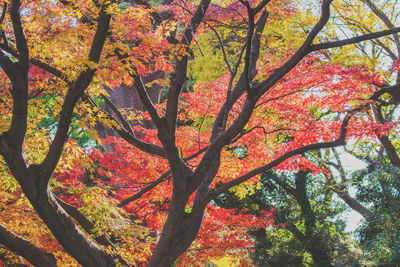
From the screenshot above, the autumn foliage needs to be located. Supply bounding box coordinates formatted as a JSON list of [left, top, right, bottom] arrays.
[[0, 0, 399, 266]]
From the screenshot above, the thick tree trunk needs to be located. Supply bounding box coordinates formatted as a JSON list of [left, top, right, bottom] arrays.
[[148, 210, 187, 266], [307, 237, 332, 267], [148, 196, 205, 267]]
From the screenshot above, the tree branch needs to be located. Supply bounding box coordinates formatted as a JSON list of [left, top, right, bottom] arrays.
[[181, 0, 212, 46], [30, 59, 65, 81], [311, 26, 400, 51], [285, 221, 306, 243], [252, 0, 271, 15], [118, 171, 171, 207], [40, 1, 113, 180], [0, 44, 67, 83], [271, 175, 297, 197], [0, 2, 7, 24], [10, 0, 29, 70], [118, 144, 215, 207], [371, 104, 400, 167], [112, 49, 164, 131], [370, 83, 400, 101], [256, 0, 332, 97], [165, 0, 211, 135], [93, 94, 165, 156], [0, 223, 57, 267], [58, 0, 96, 25], [240, 0, 270, 93], [240, 0, 255, 92], [360, 0, 400, 53], [191, 106, 360, 215], [0, 2, 29, 151], [82, 93, 166, 158], [191, 0, 333, 194], [210, 11, 268, 141], [53, 195, 131, 266], [203, 21, 233, 74], [100, 93, 135, 136]]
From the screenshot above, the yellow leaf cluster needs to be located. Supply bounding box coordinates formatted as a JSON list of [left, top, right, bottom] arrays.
[[170, 44, 190, 61], [229, 179, 261, 200]]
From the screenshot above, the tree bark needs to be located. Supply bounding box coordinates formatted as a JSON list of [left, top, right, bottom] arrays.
[[0, 223, 57, 267], [19, 168, 116, 267], [336, 190, 379, 223], [285, 222, 306, 243], [371, 104, 400, 167], [148, 199, 193, 266], [0, 1, 118, 265], [0, 142, 117, 267]]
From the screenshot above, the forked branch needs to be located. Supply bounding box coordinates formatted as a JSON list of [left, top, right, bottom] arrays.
[[82, 93, 166, 157]]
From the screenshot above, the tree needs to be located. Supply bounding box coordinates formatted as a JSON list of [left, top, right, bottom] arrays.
[[215, 169, 365, 266], [0, 0, 400, 265]]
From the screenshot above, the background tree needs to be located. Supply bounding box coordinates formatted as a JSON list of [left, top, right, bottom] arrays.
[[215, 170, 364, 266]]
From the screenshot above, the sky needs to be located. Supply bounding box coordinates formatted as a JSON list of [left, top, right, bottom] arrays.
[[337, 148, 367, 233]]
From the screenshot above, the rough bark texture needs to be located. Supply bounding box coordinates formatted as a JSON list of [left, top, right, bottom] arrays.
[[147, 198, 198, 266], [0, 138, 117, 266]]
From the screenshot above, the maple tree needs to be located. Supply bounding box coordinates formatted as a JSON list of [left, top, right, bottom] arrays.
[[0, 0, 400, 266]]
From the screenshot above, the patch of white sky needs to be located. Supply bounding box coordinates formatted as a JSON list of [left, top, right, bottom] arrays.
[[332, 147, 366, 233]]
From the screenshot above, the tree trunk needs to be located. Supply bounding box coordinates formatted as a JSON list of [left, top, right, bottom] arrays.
[[307, 237, 332, 267], [295, 171, 333, 266], [148, 196, 205, 266], [148, 210, 187, 266]]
